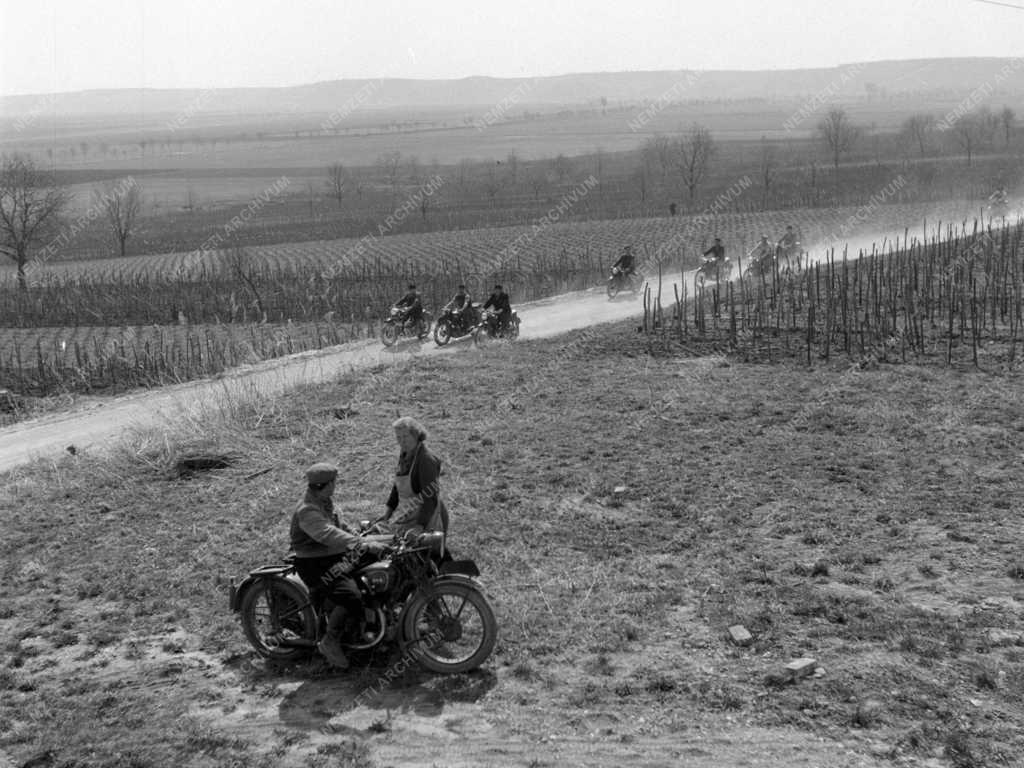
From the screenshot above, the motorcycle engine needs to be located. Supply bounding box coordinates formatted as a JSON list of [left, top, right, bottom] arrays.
[[359, 562, 395, 594]]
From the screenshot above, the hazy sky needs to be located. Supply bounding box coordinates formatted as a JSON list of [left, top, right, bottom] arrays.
[[1, 0, 1021, 96]]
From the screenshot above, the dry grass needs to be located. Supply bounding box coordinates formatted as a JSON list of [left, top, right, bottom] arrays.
[[1, 319, 1023, 766]]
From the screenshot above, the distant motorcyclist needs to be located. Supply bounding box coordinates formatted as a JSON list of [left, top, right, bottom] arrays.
[[612, 245, 637, 276], [702, 238, 725, 264], [748, 236, 773, 264], [989, 187, 1009, 214], [482, 284, 512, 329], [394, 283, 423, 324], [777, 225, 799, 255]]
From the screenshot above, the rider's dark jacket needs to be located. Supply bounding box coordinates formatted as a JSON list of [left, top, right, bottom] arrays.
[[483, 291, 511, 314], [290, 491, 360, 558], [396, 289, 421, 309], [444, 291, 471, 311], [613, 252, 636, 271], [703, 243, 725, 260]]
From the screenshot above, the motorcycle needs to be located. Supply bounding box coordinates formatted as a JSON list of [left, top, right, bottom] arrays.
[[743, 248, 776, 281], [696, 256, 733, 285], [988, 198, 1010, 219], [381, 305, 432, 347], [434, 304, 482, 347], [606, 266, 639, 299], [472, 308, 521, 346], [230, 529, 498, 675]]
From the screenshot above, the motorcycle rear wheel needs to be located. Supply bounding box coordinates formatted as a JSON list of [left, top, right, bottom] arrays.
[[402, 581, 497, 674], [239, 578, 317, 661], [381, 323, 400, 347]]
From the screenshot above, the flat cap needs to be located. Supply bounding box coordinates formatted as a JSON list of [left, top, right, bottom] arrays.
[[305, 462, 338, 485]]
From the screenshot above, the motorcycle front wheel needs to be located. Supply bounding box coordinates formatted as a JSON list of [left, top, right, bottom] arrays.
[[434, 319, 452, 346], [239, 578, 318, 661], [402, 581, 497, 674], [607, 280, 620, 299], [417, 318, 431, 341], [381, 322, 400, 347], [472, 325, 492, 347]]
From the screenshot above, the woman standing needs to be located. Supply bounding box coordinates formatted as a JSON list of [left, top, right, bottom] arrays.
[[378, 416, 449, 539]]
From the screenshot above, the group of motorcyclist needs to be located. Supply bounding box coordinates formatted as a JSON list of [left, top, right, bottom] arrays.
[[391, 281, 513, 335], [699, 225, 802, 276]]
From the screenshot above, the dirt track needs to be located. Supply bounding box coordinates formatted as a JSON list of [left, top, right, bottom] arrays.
[[0, 220, 954, 475], [0, 287, 650, 474]]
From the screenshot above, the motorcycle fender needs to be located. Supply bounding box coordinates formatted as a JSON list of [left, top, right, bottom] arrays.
[[229, 572, 308, 613]]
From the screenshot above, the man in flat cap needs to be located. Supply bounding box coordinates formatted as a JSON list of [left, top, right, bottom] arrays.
[[290, 462, 387, 669]]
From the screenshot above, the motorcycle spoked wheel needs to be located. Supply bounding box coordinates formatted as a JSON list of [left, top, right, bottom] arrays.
[[434, 319, 452, 346], [417, 318, 432, 341], [507, 319, 521, 340], [607, 281, 620, 299], [472, 325, 493, 347], [401, 581, 497, 674], [381, 322, 400, 347], [239, 578, 318, 661]]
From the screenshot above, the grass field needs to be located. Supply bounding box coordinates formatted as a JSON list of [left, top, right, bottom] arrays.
[[1, 318, 1022, 767]]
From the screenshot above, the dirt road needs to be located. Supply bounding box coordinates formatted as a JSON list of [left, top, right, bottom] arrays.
[[0, 217, 971, 474], [0, 287, 648, 473]]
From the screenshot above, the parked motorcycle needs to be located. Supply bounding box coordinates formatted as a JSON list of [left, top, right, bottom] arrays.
[[231, 530, 497, 674], [472, 308, 521, 346], [434, 304, 481, 346], [606, 266, 639, 299], [696, 256, 732, 285], [381, 306, 432, 347]]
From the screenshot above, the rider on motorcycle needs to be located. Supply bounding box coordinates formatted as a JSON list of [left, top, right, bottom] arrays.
[[483, 284, 513, 330], [989, 187, 1009, 212], [612, 245, 637, 276], [747, 235, 774, 269], [442, 284, 473, 331], [289, 462, 388, 669], [395, 283, 424, 325], [776, 225, 799, 261], [703, 238, 725, 264]]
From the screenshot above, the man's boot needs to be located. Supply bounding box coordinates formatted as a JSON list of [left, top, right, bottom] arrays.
[[317, 607, 350, 670]]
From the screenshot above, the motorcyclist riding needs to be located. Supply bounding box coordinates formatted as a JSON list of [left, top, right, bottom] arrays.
[[443, 284, 473, 331], [482, 284, 512, 330], [703, 237, 725, 264], [395, 283, 423, 325], [612, 245, 637, 276], [776, 225, 800, 265], [749, 235, 773, 263], [989, 187, 1009, 214]]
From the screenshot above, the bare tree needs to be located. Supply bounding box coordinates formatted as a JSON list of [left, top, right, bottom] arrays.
[[1000, 106, 1016, 147], [0, 154, 71, 289], [224, 247, 266, 322], [504, 151, 519, 187], [528, 169, 548, 203], [97, 179, 141, 257], [483, 164, 505, 208], [377, 151, 402, 205], [325, 162, 346, 210], [951, 112, 987, 166], [818, 107, 861, 178], [900, 114, 935, 158], [759, 137, 779, 208], [644, 134, 673, 183], [551, 154, 574, 186], [675, 123, 716, 202]]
